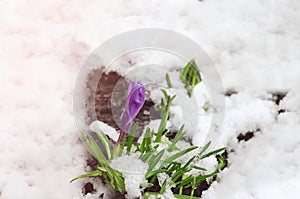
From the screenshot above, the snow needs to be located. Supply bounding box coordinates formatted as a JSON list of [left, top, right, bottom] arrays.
[[111, 155, 148, 199], [156, 173, 176, 199], [1, 0, 300, 199], [203, 123, 300, 199], [89, 120, 119, 142]]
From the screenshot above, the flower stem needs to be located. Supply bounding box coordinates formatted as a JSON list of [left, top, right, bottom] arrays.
[[117, 130, 125, 145], [114, 130, 125, 158]]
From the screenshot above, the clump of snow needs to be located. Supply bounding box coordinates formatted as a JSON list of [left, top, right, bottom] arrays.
[[218, 92, 278, 148], [89, 120, 119, 142], [111, 155, 148, 199], [203, 123, 300, 199]]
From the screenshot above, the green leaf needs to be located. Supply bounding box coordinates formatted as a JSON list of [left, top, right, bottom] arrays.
[[174, 194, 200, 199], [196, 141, 211, 159], [170, 159, 192, 181], [172, 169, 191, 182], [161, 146, 198, 167], [182, 156, 196, 170], [180, 61, 191, 83], [173, 125, 185, 145], [192, 165, 207, 171], [96, 132, 112, 160], [159, 179, 167, 194], [180, 59, 202, 97], [82, 132, 109, 165], [145, 168, 168, 179], [168, 125, 185, 152], [155, 90, 175, 142], [140, 182, 154, 189], [69, 169, 101, 183], [140, 128, 153, 153], [167, 161, 182, 173], [194, 172, 216, 185], [148, 149, 165, 171], [127, 123, 137, 154], [105, 166, 125, 191], [200, 147, 225, 159], [140, 152, 154, 162], [165, 73, 173, 88], [216, 155, 226, 171], [190, 176, 197, 197], [178, 172, 216, 188]]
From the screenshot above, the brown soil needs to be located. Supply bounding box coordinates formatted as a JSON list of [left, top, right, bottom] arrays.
[[82, 182, 95, 195], [237, 129, 260, 142], [237, 131, 254, 142], [270, 91, 287, 105], [224, 89, 238, 97]]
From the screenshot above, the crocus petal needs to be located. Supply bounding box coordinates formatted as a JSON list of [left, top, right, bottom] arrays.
[[120, 81, 146, 131], [128, 80, 139, 94]]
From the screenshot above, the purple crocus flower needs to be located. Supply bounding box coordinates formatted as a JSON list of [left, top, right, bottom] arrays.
[[117, 81, 146, 144]]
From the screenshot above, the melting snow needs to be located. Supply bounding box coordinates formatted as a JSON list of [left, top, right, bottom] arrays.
[[1, 0, 299, 198]]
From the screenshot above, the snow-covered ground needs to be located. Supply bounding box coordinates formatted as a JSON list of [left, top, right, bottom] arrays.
[[1, 0, 299, 198]]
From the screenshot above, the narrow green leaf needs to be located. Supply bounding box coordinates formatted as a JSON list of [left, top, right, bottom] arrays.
[[140, 152, 154, 162], [156, 90, 175, 142], [182, 156, 196, 170], [200, 147, 225, 159], [172, 169, 190, 182], [148, 149, 165, 171], [180, 61, 191, 83], [106, 166, 125, 191], [140, 182, 154, 189], [161, 89, 169, 100], [180, 59, 202, 97], [161, 146, 198, 167], [174, 194, 200, 199], [176, 175, 193, 186], [194, 172, 216, 185], [127, 123, 137, 154], [145, 168, 168, 179], [167, 161, 182, 173], [69, 169, 101, 183], [141, 128, 152, 153], [165, 73, 173, 88], [159, 179, 167, 194], [168, 125, 185, 152], [84, 133, 109, 165], [102, 173, 114, 190], [192, 165, 207, 171], [190, 176, 196, 197], [96, 132, 112, 160], [178, 172, 216, 188], [173, 125, 185, 144], [196, 141, 211, 158]]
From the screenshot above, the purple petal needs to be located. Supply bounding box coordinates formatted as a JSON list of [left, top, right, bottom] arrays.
[[120, 81, 146, 131], [128, 80, 139, 93]]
